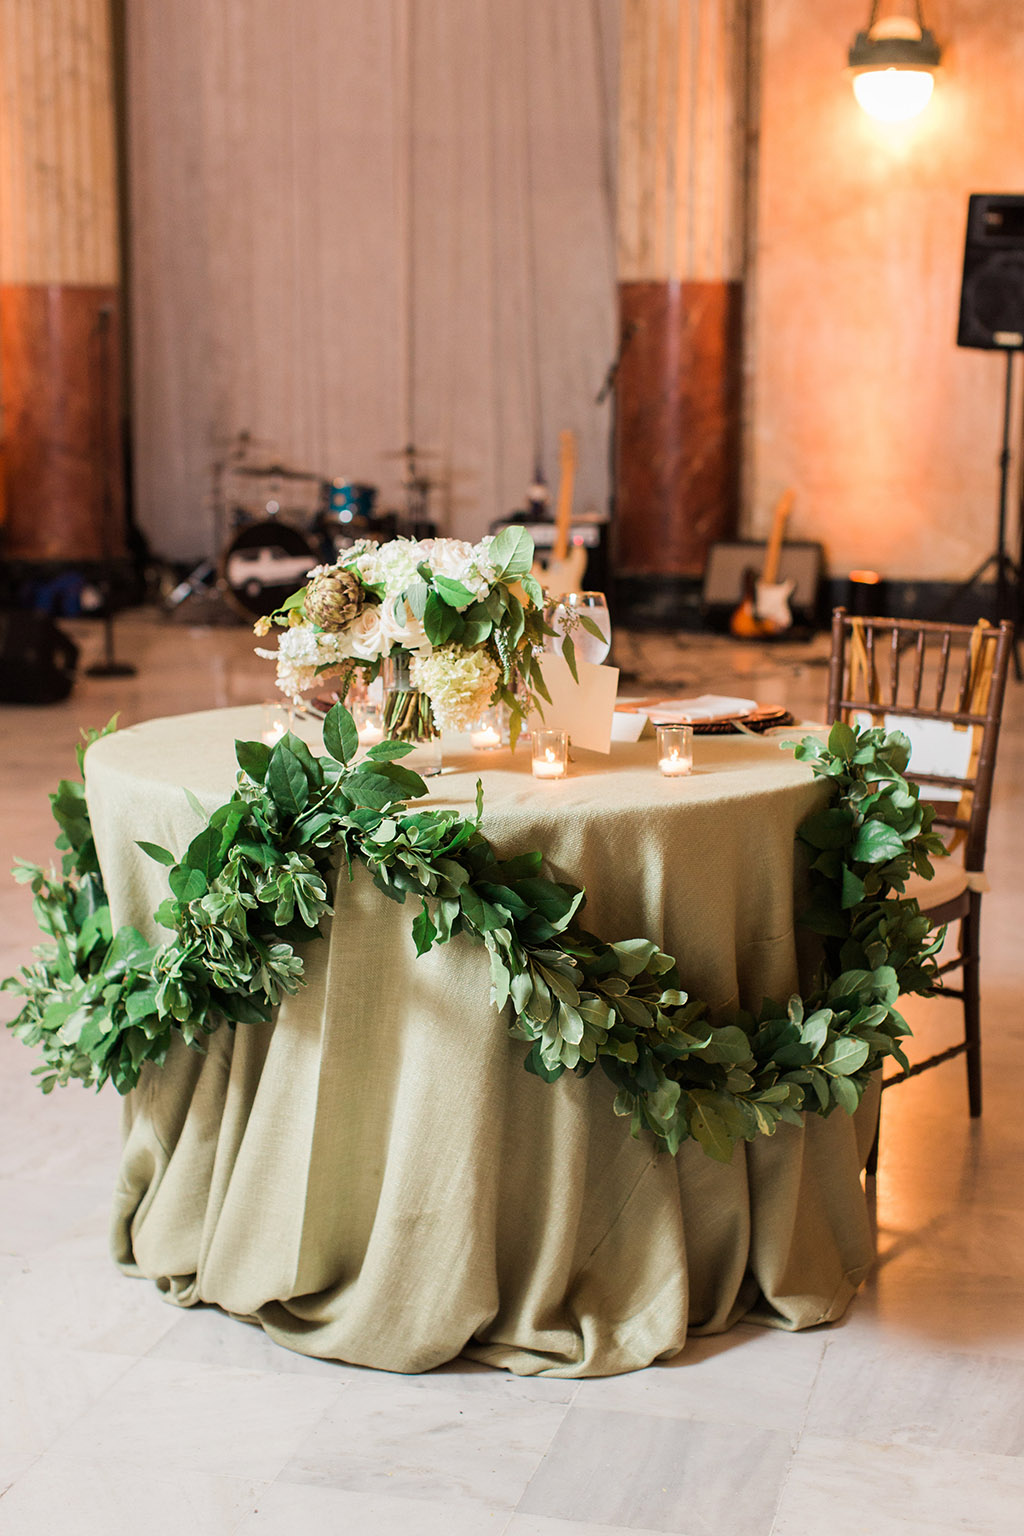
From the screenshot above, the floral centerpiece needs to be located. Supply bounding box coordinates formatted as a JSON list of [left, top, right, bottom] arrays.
[[254, 526, 554, 747]]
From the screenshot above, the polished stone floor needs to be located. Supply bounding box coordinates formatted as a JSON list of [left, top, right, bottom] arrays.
[[1, 610, 1022, 1535]]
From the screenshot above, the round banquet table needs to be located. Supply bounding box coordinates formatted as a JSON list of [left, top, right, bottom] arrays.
[[86, 705, 877, 1378]]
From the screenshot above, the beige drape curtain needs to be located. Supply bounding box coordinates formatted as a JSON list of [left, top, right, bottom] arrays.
[[126, 0, 619, 563]]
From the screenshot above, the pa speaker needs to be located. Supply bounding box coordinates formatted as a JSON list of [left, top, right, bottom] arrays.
[[957, 193, 1024, 351]]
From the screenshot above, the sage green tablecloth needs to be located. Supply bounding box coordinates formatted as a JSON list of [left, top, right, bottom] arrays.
[[86, 706, 877, 1378]]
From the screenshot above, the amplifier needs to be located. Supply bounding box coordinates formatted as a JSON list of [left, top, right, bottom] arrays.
[[702, 540, 825, 622]]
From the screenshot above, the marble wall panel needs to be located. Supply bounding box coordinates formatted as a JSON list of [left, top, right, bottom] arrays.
[[616, 277, 742, 574], [0, 283, 125, 561]]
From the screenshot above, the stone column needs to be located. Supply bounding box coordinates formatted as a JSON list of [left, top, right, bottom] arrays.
[[0, 0, 125, 563], [616, 0, 748, 581]]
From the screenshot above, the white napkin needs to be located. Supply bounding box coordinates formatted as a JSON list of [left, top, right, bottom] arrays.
[[611, 709, 648, 742], [647, 694, 757, 724]]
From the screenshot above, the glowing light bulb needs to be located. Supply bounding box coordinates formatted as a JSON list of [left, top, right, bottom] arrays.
[[847, 12, 941, 124], [852, 66, 935, 122]]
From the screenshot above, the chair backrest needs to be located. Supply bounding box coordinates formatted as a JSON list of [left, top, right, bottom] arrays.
[[826, 608, 1014, 873]]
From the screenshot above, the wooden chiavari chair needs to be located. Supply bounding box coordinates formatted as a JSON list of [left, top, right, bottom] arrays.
[[826, 608, 1013, 1126]]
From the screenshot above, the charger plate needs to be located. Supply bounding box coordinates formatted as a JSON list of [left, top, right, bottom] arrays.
[[615, 701, 794, 735]]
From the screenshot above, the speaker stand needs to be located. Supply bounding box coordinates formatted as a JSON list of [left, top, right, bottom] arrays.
[[939, 349, 1023, 679]]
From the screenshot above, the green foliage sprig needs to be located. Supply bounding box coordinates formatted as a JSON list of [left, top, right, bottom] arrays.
[[3, 715, 942, 1160]]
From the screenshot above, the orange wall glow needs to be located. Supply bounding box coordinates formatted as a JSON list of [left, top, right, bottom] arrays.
[[749, 1, 1024, 581]]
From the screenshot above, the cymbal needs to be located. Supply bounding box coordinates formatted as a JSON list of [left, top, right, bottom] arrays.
[[232, 462, 322, 481], [380, 446, 441, 460]]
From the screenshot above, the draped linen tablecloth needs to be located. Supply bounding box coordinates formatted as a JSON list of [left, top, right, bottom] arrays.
[[86, 705, 877, 1378]]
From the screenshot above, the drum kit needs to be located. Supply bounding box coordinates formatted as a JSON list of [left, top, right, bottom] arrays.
[[168, 441, 440, 619]]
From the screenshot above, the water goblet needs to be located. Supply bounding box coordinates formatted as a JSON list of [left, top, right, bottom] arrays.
[[543, 591, 611, 666]]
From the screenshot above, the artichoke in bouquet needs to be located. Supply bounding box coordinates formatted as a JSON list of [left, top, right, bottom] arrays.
[[304, 566, 365, 631]]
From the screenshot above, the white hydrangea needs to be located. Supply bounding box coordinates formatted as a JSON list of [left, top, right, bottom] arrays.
[[351, 538, 427, 597], [256, 623, 352, 703], [342, 535, 501, 609], [411, 645, 500, 732], [472, 535, 500, 584]]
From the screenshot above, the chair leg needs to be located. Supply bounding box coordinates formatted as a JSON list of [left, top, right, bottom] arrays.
[[962, 895, 983, 1117]]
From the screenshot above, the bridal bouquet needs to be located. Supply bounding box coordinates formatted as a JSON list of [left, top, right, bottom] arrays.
[[255, 527, 553, 743]]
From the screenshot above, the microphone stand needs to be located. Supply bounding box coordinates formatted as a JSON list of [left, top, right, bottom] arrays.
[[86, 304, 136, 679]]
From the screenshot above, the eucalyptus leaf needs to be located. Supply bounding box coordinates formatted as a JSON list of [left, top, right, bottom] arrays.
[[687, 1098, 735, 1163], [236, 739, 271, 783], [488, 525, 534, 578], [827, 720, 857, 761], [137, 841, 175, 867], [423, 591, 460, 645], [267, 745, 310, 816], [851, 821, 907, 864], [412, 900, 437, 957], [168, 864, 207, 903], [183, 786, 208, 821], [323, 704, 359, 766], [433, 575, 476, 610], [821, 1037, 871, 1076]]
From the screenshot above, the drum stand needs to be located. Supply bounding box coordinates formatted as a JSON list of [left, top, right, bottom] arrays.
[[164, 435, 238, 610], [166, 558, 217, 608]]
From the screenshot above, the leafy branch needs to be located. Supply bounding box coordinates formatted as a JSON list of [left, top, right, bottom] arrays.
[[3, 716, 942, 1160]]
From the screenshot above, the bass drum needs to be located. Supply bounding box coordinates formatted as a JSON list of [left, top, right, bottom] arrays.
[[220, 520, 318, 618]]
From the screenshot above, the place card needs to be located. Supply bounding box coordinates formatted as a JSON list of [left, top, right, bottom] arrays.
[[527, 654, 620, 753]]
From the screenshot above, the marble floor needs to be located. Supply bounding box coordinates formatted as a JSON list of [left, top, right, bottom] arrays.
[[1, 609, 1023, 1536]]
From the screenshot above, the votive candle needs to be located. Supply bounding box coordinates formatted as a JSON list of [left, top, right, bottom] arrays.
[[353, 701, 385, 747], [261, 704, 291, 745], [470, 708, 503, 749], [532, 729, 568, 780], [656, 723, 693, 777]]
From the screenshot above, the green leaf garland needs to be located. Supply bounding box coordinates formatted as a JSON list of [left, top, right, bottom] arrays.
[[3, 716, 943, 1159]]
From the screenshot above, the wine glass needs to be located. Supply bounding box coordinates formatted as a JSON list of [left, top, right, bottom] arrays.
[[544, 591, 611, 666]]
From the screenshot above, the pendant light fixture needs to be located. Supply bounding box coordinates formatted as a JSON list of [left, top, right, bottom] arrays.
[[847, 3, 942, 123]]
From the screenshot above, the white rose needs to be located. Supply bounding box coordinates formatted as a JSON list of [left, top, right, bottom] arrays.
[[379, 597, 430, 654], [347, 604, 389, 661]]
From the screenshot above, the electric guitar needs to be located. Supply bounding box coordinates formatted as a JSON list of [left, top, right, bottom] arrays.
[[530, 430, 587, 597], [729, 490, 796, 638]]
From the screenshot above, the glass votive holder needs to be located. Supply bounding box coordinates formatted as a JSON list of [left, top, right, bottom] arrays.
[[532, 728, 569, 780], [656, 723, 693, 777], [352, 699, 385, 747], [261, 702, 292, 746], [469, 706, 503, 750]]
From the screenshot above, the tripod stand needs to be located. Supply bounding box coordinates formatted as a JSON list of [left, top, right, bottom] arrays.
[[944, 348, 1024, 679]]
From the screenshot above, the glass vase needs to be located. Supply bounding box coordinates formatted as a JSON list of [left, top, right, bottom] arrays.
[[381, 652, 442, 776]]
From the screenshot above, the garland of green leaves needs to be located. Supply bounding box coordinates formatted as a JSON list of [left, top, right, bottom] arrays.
[[3, 713, 945, 1162]]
